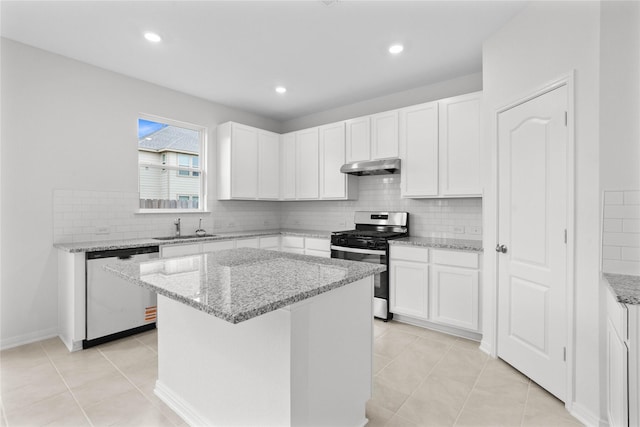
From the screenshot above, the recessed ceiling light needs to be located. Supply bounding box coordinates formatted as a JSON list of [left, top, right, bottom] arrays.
[[275, 86, 287, 94], [144, 32, 162, 43], [389, 44, 404, 54]]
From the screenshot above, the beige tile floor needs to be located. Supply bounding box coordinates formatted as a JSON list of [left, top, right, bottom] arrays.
[[0, 321, 583, 427]]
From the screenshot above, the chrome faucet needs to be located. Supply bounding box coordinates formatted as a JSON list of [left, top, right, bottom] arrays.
[[174, 218, 181, 237]]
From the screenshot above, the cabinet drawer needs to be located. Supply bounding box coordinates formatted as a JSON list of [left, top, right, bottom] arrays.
[[390, 245, 428, 263], [259, 236, 280, 249], [161, 243, 201, 258], [305, 237, 329, 251], [202, 240, 235, 252], [430, 249, 478, 269], [305, 249, 330, 258], [235, 238, 259, 248], [281, 236, 304, 249]]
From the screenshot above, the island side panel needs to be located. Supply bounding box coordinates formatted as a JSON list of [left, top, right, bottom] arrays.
[[155, 276, 374, 427], [290, 275, 373, 427], [155, 295, 293, 427]]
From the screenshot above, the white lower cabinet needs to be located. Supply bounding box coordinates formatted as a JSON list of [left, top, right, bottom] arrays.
[[389, 259, 429, 319], [605, 284, 639, 427], [389, 245, 481, 335], [281, 235, 330, 257], [161, 236, 276, 258]]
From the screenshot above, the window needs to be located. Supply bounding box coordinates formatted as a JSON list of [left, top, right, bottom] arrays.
[[138, 116, 206, 211]]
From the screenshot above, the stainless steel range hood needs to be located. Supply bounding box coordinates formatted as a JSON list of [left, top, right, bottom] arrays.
[[340, 158, 401, 176]]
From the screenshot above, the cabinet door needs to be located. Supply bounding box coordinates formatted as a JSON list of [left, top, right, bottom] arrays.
[[607, 318, 629, 427], [231, 124, 259, 199], [345, 116, 371, 162], [280, 133, 296, 200], [389, 260, 428, 319], [430, 265, 479, 331], [319, 122, 347, 199], [258, 131, 280, 199], [399, 102, 439, 197], [259, 236, 280, 250], [295, 128, 319, 199], [371, 110, 399, 160], [439, 92, 482, 196], [161, 243, 201, 258]]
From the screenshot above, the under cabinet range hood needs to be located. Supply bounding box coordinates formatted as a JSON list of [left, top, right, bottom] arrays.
[[340, 158, 401, 176]]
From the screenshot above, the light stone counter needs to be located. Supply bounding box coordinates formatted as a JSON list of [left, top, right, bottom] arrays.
[[54, 229, 330, 253], [389, 236, 483, 252], [104, 247, 385, 324], [604, 273, 640, 305]]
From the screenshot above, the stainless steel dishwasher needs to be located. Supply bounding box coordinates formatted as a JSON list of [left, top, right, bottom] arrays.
[[84, 246, 159, 348]]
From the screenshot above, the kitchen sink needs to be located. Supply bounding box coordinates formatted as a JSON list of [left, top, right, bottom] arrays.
[[153, 234, 217, 241]]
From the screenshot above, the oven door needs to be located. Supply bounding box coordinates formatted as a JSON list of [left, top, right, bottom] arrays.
[[330, 245, 391, 320]]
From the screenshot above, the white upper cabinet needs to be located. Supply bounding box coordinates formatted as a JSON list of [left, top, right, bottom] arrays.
[[345, 116, 371, 162], [280, 132, 296, 200], [399, 102, 439, 197], [345, 111, 399, 163], [438, 92, 482, 196], [295, 127, 320, 199], [217, 122, 258, 200], [319, 122, 357, 200], [371, 110, 399, 160], [257, 130, 280, 200], [399, 92, 482, 198]]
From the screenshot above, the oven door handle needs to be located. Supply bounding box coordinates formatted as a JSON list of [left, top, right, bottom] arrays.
[[331, 245, 386, 256]]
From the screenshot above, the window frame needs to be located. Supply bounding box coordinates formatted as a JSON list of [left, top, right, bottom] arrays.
[[137, 113, 208, 214]]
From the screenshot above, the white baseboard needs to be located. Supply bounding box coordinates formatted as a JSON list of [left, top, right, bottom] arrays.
[[154, 380, 210, 427], [0, 327, 58, 351], [569, 401, 604, 427], [392, 314, 482, 341]]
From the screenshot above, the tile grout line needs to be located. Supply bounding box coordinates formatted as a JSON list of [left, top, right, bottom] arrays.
[[96, 346, 181, 427], [519, 381, 533, 427], [385, 335, 458, 425], [451, 352, 490, 427], [38, 342, 95, 427]]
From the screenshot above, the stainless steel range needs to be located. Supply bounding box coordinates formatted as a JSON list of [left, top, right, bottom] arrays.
[[330, 211, 409, 320]]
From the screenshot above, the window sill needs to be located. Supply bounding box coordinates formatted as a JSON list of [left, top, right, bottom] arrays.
[[135, 209, 211, 215]]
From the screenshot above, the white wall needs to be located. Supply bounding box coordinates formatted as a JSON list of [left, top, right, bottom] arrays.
[[0, 39, 282, 348], [281, 73, 482, 132], [481, 2, 602, 424], [599, 1, 640, 191]]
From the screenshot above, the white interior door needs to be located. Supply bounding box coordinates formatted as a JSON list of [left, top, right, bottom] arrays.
[[497, 85, 568, 401]]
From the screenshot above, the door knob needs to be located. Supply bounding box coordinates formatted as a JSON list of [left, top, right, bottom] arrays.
[[495, 244, 508, 253]]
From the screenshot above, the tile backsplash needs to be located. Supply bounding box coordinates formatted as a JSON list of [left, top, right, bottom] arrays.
[[280, 175, 482, 240], [53, 175, 483, 244], [602, 190, 640, 275], [52, 189, 280, 244]]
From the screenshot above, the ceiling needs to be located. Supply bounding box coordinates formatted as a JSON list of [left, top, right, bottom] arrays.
[[1, 1, 527, 122]]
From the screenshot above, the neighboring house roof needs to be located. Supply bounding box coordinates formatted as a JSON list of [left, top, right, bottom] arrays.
[[138, 126, 199, 154]]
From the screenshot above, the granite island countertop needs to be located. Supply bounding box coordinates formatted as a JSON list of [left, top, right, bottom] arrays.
[[104, 247, 385, 324], [389, 236, 483, 252], [54, 229, 331, 253], [604, 273, 640, 305]]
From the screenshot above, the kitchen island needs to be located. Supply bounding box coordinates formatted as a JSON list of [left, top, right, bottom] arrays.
[[105, 247, 385, 427]]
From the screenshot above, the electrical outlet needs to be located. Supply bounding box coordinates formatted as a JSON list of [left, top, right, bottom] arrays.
[[95, 226, 110, 235], [452, 226, 464, 234], [466, 226, 482, 235]]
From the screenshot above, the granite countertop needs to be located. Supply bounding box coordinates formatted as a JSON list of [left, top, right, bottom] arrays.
[[104, 247, 385, 324], [604, 273, 640, 305], [54, 229, 331, 253], [389, 236, 483, 252]]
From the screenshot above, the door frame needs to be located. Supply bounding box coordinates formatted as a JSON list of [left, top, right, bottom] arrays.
[[488, 72, 576, 409]]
